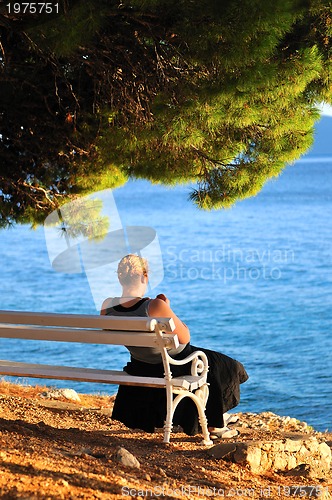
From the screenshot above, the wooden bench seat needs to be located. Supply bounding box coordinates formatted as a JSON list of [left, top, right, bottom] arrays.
[[0, 310, 212, 445], [0, 360, 206, 390]]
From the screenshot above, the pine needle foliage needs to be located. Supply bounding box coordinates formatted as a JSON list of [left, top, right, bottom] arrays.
[[0, 0, 331, 225]]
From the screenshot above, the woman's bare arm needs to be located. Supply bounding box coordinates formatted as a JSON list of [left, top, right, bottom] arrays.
[[148, 296, 190, 344]]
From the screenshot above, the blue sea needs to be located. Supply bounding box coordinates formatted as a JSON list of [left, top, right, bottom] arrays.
[[0, 159, 331, 432]]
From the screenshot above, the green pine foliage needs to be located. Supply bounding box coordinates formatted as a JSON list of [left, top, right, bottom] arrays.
[[0, 0, 331, 225], [28, 1, 109, 57]]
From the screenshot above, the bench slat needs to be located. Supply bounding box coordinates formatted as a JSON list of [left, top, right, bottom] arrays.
[[0, 325, 179, 349], [0, 361, 205, 390], [0, 310, 175, 333], [0, 310, 212, 444]]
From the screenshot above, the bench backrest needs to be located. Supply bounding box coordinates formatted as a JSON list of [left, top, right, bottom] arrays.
[[0, 310, 178, 349]]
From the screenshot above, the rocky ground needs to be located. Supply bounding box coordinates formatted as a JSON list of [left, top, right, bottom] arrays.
[[0, 380, 330, 499]]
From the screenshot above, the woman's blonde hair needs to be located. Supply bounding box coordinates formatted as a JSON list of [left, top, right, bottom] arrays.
[[117, 254, 149, 286]]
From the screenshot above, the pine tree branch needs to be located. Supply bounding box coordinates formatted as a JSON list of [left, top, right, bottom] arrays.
[[191, 146, 238, 170], [21, 182, 57, 207]]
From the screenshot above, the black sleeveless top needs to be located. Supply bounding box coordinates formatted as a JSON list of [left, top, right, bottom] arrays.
[[105, 297, 187, 364]]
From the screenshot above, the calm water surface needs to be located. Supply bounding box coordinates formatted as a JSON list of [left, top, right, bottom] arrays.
[[0, 160, 331, 431]]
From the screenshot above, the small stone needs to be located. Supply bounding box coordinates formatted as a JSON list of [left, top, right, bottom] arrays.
[[299, 445, 310, 456], [207, 443, 237, 459], [283, 438, 302, 453], [319, 442, 331, 461], [260, 451, 272, 470], [246, 445, 262, 472], [61, 388, 81, 402], [287, 455, 297, 470], [113, 447, 140, 469], [273, 454, 288, 470], [39, 388, 81, 402], [78, 448, 93, 457], [232, 442, 262, 473]]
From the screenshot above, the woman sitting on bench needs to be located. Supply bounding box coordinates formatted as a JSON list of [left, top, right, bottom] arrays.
[[101, 254, 248, 440]]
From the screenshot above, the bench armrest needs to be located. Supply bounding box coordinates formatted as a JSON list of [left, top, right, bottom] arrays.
[[166, 350, 209, 380]]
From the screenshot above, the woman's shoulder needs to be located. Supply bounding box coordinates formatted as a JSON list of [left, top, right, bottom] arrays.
[[100, 297, 113, 315], [148, 297, 174, 319]]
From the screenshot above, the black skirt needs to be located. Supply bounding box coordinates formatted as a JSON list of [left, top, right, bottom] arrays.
[[112, 343, 249, 436]]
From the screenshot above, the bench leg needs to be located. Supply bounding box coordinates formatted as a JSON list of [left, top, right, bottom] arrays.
[[163, 416, 173, 444], [163, 385, 174, 444], [167, 386, 213, 446], [191, 385, 213, 446]]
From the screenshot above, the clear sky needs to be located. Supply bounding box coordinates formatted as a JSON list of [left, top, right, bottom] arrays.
[[319, 102, 332, 116]]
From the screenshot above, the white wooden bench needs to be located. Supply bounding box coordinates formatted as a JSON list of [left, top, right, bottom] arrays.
[[0, 310, 212, 445]]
